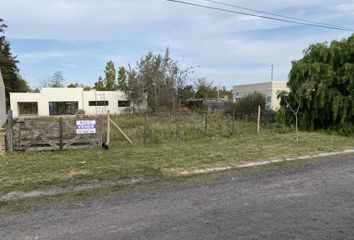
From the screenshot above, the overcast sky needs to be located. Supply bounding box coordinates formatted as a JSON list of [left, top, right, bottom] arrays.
[[1, 0, 354, 89]]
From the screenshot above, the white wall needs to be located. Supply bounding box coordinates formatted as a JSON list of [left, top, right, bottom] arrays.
[[0, 88, 6, 126], [41, 88, 83, 106], [232, 82, 289, 111], [10, 88, 131, 118], [0, 71, 6, 126], [270, 82, 289, 110], [233, 82, 272, 103], [83, 90, 129, 115], [10, 93, 43, 118]]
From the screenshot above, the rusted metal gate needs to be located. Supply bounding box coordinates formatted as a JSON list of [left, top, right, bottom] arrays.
[[11, 117, 102, 152]]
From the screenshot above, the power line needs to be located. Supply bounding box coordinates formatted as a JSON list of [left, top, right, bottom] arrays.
[[201, 0, 349, 30], [165, 0, 354, 32], [166, 0, 354, 31]]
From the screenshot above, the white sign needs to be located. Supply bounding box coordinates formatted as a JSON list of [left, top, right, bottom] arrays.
[[76, 120, 96, 134]]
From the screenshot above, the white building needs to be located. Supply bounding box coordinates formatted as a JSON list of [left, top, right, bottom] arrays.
[[232, 81, 289, 110], [10, 88, 133, 118], [0, 70, 6, 126]]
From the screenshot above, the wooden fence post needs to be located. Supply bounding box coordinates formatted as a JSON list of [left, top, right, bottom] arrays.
[[282, 107, 285, 129], [0, 131, 5, 155], [231, 109, 236, 136], [106, 111, 110, 146], [58, 117, 63, 151], [6, 110, 13, 153], [99, 115, 103, 147], [110, 118, 133, 145], [204, 111, 208, 138], [17, 122, 22, 149], [144, 113, 147, 144], [176, 102, 180, 141], [257, 105, 261, 134]]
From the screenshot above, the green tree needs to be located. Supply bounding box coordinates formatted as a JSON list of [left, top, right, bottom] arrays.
[[117, 66, 128, 93], [195, 78, 218, 99], [218, 86, 232, 100], [178, 84, 195, 101], [128, 48, 193, 111], [0, 18, 30, 109], [126, 66, 144, 109], [94, 76, 105, 91], [283, 34, 354, 134], [104, 60, 116, 91], [67, 83, 79, 88]]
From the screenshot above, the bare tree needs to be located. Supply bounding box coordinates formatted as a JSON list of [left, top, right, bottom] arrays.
[[278, 80, 315, 142], [37, 75, 50, 88], [38, 71, 65, 88], [49, 71, 65, 87]]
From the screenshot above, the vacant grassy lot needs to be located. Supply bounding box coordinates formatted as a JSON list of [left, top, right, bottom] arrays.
[[1, 129, 353, 195], [107, 111, 289, 145]]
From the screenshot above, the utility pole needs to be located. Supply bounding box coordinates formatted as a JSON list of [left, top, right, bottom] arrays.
[[271, 64, 274, 82]]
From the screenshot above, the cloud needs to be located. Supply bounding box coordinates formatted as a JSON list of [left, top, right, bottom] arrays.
[[1, 0, 353, 88]]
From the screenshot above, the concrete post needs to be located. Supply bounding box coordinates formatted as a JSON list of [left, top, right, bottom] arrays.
[[0, 69, 6, 127]]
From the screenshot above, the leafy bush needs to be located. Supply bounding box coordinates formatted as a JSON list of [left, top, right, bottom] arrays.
[[226, 92, 274, 122]]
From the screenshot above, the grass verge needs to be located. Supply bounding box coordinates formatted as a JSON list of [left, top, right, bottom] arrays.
[[0, 131, 353, 197], [1, 152, 353, 216]]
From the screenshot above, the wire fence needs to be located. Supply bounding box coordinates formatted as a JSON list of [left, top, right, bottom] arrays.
[[108, 110, 288, 146], [5, 109, 292, 152]]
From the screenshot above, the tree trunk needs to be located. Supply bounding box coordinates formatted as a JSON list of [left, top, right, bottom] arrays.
[[154, 84, 158, 111], [295, 113, 299, 142]]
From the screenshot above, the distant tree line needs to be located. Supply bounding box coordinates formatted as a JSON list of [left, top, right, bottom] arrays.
[[93, 48, 231, 112]]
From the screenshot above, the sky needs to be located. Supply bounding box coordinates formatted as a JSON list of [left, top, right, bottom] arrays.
[[1, 0, 354, 89]]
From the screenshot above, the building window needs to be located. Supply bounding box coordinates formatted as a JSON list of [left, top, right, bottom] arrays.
[[18, 102, 38, 115], [49, 102, 78, 115], [118, 100, 130, 107], [88, 101, 109, 106]]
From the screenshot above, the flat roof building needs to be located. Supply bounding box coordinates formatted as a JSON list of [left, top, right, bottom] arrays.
[[10, 88, 135, 118], [232, 81, 289, 111]]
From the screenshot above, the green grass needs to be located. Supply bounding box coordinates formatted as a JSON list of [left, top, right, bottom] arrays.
[[0, 129, 353, 195], [108, 112, 262, 145]]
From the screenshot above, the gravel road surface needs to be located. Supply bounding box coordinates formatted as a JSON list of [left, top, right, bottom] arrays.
[[1, 155, 354, 240]]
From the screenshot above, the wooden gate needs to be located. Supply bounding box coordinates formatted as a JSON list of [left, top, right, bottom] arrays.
[[10, 117, 102, 152]]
